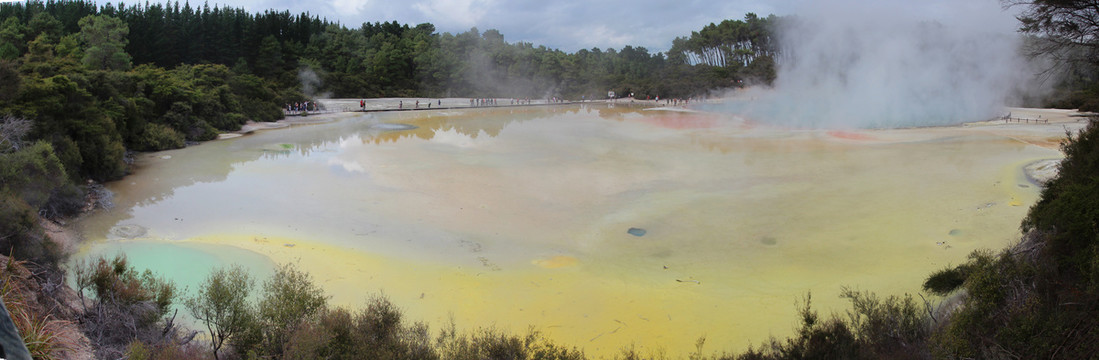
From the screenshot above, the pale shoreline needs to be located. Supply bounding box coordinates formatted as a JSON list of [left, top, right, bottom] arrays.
[[219, 97, 672, 139]]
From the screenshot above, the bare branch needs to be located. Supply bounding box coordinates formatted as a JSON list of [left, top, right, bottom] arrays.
[[0, 115, 32, 153]]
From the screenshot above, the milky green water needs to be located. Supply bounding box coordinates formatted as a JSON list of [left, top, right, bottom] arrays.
[[74, 104, 1060, 357]]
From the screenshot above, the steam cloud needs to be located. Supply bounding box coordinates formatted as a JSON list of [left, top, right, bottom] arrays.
[[299, 67, 332, 99], [725, 0, 1031, 129]]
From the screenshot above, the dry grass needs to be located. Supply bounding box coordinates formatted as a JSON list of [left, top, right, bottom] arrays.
[[0, 256, 85, 359]]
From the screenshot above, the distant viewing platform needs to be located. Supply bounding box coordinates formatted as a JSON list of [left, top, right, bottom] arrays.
[[282, 97, 694, 116]]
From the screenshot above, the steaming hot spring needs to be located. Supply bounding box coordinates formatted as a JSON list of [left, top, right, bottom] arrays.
[[72, 100, 1080, 356]]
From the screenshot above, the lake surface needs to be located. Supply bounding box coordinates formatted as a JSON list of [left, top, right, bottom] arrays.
[[74, 103, 1061, 356]]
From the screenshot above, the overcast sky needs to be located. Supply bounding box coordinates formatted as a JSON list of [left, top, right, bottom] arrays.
[[201, 0, 1016, 54]]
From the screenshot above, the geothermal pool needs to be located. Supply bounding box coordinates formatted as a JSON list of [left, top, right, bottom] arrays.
[[74, 104, 1066, 356]]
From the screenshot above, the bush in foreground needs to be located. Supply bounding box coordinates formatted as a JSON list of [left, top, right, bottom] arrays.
[[73, 254, 180, 359]]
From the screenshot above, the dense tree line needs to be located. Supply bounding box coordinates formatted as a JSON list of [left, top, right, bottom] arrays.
[[0, 5, 291, 180], [2, 1, 777, 101], [670, 13, 778, 69]]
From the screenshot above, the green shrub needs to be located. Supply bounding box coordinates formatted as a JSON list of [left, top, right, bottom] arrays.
[[437, 325, 584, 360], [72, 255, 179, 359], [922, 265, 967, 296], [0, 193, 63, 265], [76, 255, 176, 317], [41, 182, 84, 219], [0, 195, 40, 254], [135, 123, 184, 151], [185, 265, 252, 360], [245, 262, 328, 358], [281, 295, 438, 360], [283, 307, 355, 359], [0, 141, 67, 208], [1022, 118, 1099, 284], [839, 288, 927, 359], [125, 339, 208, 360]]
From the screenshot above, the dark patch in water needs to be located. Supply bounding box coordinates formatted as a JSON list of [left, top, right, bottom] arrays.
[[1017, 184, 1030, 188], [949, 229, 962, 236], [760, 236, 777, 246], [627, 228, 647, 237], [372, 123, 419, 131], [110, 224, 148, 239]]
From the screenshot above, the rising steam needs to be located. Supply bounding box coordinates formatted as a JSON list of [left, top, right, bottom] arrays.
[[299, 67, 332, 99], [722, 0, 1030, 129]]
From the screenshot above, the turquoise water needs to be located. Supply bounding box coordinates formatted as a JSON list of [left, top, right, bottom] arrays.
[[78, 241, 276, 295]]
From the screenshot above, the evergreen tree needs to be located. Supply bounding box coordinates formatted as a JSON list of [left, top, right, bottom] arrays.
[[78, 14, 131, 71]]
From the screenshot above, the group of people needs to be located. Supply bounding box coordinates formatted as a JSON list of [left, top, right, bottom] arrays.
[[665, 97, 693, 106], [286, 96, 711, 114], [396, 99, 441, 109], [470, 98, 542, 107], [357, 99, 444, 111], [471, 98, 500, 107], [286, 101, 316, 112], [348, 96, 620, 111]]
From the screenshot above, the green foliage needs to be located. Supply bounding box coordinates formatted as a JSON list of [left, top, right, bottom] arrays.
[[0, 59, 20, 101], [72, 254, 180, 359], [669, 14, 777, 68], [253, 35, 282, 79], [279, 292, 584, 360], [14, 74, 126, 181], [79, 255, 176, 315], [1023, 119, 1099, 284], [778, 294, 860, 360], [242, 262, 329, 358], [729, 291, 932, 360], [282, 307, 356, 359], [922, 265, 968, 296], [8, 51, 284, 172], [0, 141, 66, 208], [276, 294, 434, 360], [354, 295, 422, 359], [437, 326, 586, 360], [3, 0, 778, 101], [0, 16, 26, 59], [26, 12, 63, 43], [838, 288, 927, 358], [134, 123, 183, 151], [0, 194, 40, 257], [923, 115, 1099, 359], [124, 339, 207, 360], [185, 265, 253, 360], [78, 14, 131, 71], [0, 141, 71, 265]]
